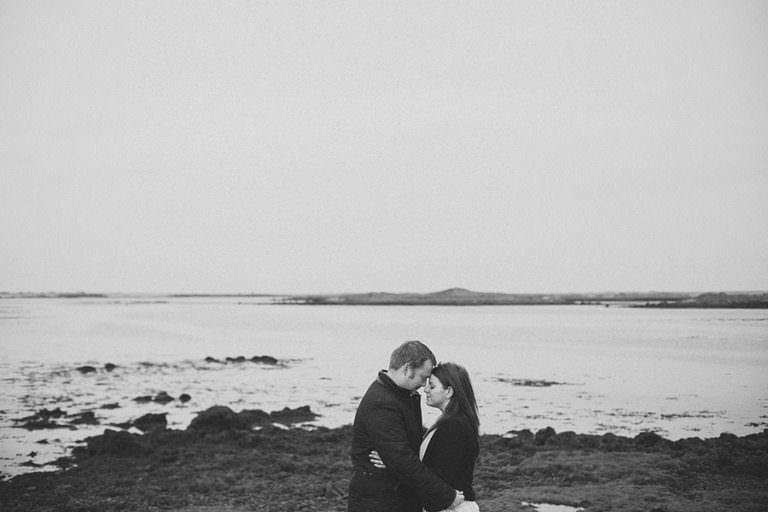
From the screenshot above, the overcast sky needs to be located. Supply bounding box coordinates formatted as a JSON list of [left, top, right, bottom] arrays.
[[1, 1, 767, 294]]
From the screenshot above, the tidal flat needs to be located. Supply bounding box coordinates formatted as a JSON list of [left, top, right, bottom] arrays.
[[1, 405, 767, 512]]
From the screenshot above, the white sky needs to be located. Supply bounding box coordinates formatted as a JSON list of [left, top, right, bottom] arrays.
[[1, 1, 767, 294]]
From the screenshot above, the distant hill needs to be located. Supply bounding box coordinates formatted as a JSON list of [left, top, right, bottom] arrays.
[[278, 289, 697, 306], [0, 291, 108, 299], [276, 289, 768, 308]]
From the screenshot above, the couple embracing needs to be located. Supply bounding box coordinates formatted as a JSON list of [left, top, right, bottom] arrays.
[[348, 340, 480, 512]]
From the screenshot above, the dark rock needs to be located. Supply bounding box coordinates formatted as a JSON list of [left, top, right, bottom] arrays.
[[179, 393, 191, 403], [269, 405, 319, 424], [69, 411, 99, 425], [599, 432, 630, 451], [635, 431, 666, 448], [112, 421, 132, 430], [188, 406, 252, 432], [77, 429, 148, 456], [133, 413, 167, 433], [534, 426, 556, 445], [186, 406, 318, 432], [205, 356, 222, 363], [133, 395, 153, 403], [20, 408, 67, 420], [104, 363, 118, 372], [238, 409, 271, 424], [15, 408, 74, 430], [100, 402, 121, 409], [502, 429, 534, 447], [226, 356, 247, 363], [153, 391, 174, 404], [17, 419, 75, 431], [551, 430, 579, 447], [574, 434, 601, 450], [674, 436, 707, 453], [76, 365, 97, 374], [251, 355, 279, 365]]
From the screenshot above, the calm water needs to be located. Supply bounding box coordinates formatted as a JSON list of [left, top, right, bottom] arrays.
[[1, 297, 767, 477]]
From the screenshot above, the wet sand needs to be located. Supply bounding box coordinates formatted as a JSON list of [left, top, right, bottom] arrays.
[[1, 406, 767, 512]]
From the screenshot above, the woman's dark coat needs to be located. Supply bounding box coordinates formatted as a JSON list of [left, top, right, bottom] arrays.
[[421, 414, 479, 502], [348, 371, 456, 512]]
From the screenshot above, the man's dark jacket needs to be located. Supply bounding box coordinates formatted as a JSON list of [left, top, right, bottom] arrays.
[[347, 371, 455, 512]]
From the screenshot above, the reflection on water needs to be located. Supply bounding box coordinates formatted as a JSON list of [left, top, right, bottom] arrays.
[[1, 298, 767, 477]]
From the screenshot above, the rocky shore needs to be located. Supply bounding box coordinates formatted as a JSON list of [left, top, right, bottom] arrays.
[[2, 405, 767, 512]]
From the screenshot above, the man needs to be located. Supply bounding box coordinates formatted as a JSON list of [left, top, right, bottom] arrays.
[[348, 340, 465, 512]]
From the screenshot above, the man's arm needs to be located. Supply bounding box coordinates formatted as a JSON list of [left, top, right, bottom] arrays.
[[366, 402, 458, 511]]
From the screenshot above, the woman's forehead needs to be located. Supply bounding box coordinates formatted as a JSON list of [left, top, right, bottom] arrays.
[[428, 374, 445, 386]]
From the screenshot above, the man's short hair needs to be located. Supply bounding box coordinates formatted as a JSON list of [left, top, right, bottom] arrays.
[[389, 340, 437, 370]]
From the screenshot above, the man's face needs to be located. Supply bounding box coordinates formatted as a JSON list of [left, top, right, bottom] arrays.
[[404, 360, 434, 391]]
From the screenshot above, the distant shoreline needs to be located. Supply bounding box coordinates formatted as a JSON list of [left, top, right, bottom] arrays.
[[276, 288, 768, 309], [2, 288, 767, 308]]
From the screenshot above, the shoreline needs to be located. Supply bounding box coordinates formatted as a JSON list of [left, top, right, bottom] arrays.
[[2, 405, 767, 511], [3, 289, 768, 309]]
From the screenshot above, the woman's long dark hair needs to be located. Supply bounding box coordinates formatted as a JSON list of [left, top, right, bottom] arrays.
[[429, 362, 480, 437]]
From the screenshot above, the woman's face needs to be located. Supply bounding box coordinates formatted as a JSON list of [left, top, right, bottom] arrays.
[[425, 374, 452, 411]]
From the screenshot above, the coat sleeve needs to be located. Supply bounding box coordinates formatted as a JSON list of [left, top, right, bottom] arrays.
[[365, 401, 456, 510]]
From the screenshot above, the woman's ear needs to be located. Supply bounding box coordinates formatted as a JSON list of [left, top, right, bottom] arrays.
[[446, 386, 454, 399]]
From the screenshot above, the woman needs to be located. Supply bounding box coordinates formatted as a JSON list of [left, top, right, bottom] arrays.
[[372, 362, 480, 511]]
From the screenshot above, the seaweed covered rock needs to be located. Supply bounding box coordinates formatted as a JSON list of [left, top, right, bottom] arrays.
[[14, 408, 73, 430], [635, 430, 668, 449], [187, 405, 318, 432], [251, 355, 279, 365], [132, 413, 167, 433], [153, 391, 174, 404], [188, 406, 253, 432], [76, 429, 148, 457], [534, 426, 556, 445], [269, 405, 318, 424], [69, 411, 99, 426]]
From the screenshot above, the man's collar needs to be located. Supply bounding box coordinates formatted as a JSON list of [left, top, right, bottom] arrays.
[[378, 370, 420, 397]]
